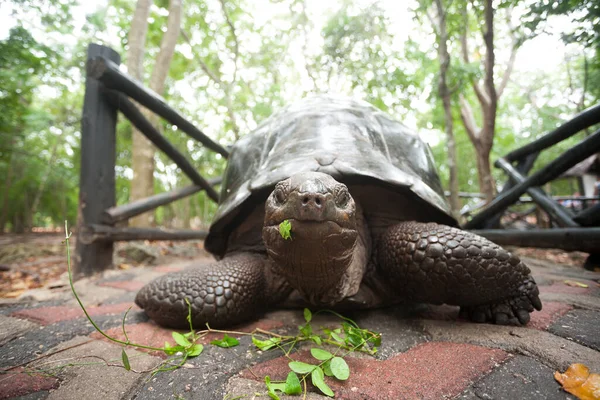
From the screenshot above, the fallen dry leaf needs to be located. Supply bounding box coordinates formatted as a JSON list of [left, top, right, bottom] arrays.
[[564, 280, 589, 288], [555, 363, 600, 400]]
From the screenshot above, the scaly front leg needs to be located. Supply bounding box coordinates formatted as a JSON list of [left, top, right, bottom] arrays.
[[136, 253, 270, 329], [377, 221, 542, 325]]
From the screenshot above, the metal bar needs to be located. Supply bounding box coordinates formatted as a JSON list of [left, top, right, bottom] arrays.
[[505, 103, 600, 162], [81, 224, 209, 242], [465, 129, 600, 229], [103, 90, 220, 203], [75, 44, 120, 276], [573, 203, 600, 227], [471, 227, 600, 253], [87, 56, 230, 158], [102, 178, 222, 224], [495, 158, 579, 227]]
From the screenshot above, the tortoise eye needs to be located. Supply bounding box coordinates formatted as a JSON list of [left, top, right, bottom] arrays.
[[274, 187, 286, 204], [335, 186, 350, 207]]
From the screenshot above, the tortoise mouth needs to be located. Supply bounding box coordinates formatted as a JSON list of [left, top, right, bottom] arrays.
[[264, 218, 357, 241]]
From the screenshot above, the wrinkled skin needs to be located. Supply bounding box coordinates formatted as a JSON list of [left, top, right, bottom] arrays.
[[136, 171, 542, 329]]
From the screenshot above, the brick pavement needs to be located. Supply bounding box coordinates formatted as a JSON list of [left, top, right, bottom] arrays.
[[0, 254, 598, 399]]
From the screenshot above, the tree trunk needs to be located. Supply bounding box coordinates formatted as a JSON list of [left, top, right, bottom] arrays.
[[30, 135, 60, 219], [433, 0, 460, 217], [0, 152, 14, 233], [128, 0, 153, 227], [475, 143, 495, 203], [130, 0, 182, 227]]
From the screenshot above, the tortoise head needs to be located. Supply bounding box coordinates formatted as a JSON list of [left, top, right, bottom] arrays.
[[262, 172, 366, 305]]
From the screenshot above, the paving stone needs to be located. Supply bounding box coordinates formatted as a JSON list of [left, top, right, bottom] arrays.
[[11, 302, 139, 325], [241, 342, 507, 400], [549, 309, 600, 351], [528, 302, 573, 331], [0, 367, 59, 400], [152, 265, 186, 273], [0, 311, 148, 369], [422, 320, 600, 371], [97, 280, 145, 292], [349, 307, 429, 360], [540, 293, 600, 310], [92, 316, 285, 358], [225, 377, 326, 399], [129, 335, 283, 400], [540, 282, 591, 295], [0, 315, 40, 346], [10, 391, 51, 400], [27, 336, 160, 400], [458, 355, 575, 400]]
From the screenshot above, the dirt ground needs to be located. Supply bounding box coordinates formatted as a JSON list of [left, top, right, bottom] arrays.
[[0, 232, 592, 298], [0, 232, 210, 298]]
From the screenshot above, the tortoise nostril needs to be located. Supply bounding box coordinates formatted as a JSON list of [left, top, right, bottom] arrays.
[[315, 197, 321, 206], [302, 196, 310, 205]]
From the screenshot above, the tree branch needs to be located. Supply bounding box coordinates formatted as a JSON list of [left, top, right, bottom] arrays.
[[482, 0, 497, 112], [460, 4, 489, 107], [459, 94, 480, 143], [218, 0, 239, 84], [496, 9, 517, 99], [180, 30, 222, 84]]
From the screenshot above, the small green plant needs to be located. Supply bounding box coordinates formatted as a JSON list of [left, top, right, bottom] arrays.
[[62, 221, 380, 398], [255, 308, 380, 398], [279, 219, 292, 240]]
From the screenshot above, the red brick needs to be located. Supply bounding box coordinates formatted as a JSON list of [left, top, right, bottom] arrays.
[[153, 265, 185, 273], [0, 367, 60, 399], [11, 302, 139, 325], [539, 282, 590, 295], [91, 321, 175, 357], [92, 316, 284, 357], [242, 342, 508, 400], [98, 281, 145, 292], [528, 302, 573, 331]]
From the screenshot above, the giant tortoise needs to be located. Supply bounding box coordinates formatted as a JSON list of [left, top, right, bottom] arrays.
[[135, 95, 542, 328]]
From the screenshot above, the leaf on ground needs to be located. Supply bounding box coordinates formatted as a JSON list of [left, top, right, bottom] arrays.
[[330, 356, 350, 380], [289, 361, 317, 374], [252, 336, 281, 351], [564, 280, 589, 288], [554, 363, 600, 400], [311, 367, 334, 397], [172, 332, 191, 347], [304, 308, 312, 323], [211, 334, 240, 348], [121, 349, 131, 371], [311, 347, 333, 361], [187, 344, 203, 357], [284, 371, 302, 395]]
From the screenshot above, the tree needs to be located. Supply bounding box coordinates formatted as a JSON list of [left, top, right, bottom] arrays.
[[129, 0, 182, 227], [457, 0, 519, 203], [422, 0, 461, 216]]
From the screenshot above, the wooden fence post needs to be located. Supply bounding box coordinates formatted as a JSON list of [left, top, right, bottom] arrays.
[[74, 44, 120, 276]]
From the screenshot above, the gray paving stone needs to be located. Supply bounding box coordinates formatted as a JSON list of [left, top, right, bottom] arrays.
[[350, 307, 429, 360], [0, 314, 39, 346], [458, 355, 575, 399], [549, 309, 600, 351], [12, 391, 50, 400], [422, 320, 600, 371], [0, 311, 148, 369], [28, 337, 160, 400], [128, 336, 285, 400]]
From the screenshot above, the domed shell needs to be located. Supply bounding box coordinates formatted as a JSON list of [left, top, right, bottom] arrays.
[[205, 95, 455, 255]]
